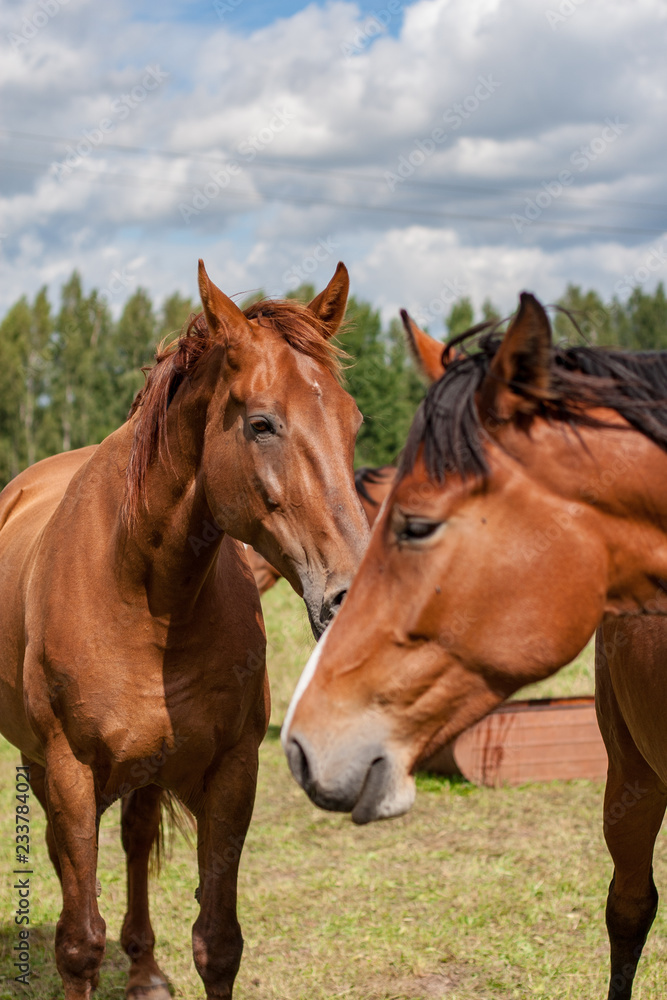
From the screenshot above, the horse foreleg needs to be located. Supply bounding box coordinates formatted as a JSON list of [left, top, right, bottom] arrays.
[[596, 628, 667, 1000], [190, 739, 259, 999], [22, 754, 61, 881], [43, 740, 106, 1000], [603, 771, 665, 1000], [120, 785, 170, 1000]]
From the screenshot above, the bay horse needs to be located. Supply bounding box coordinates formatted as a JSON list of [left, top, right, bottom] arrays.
[[283, 292, 667, 999], [0, 260, 369, 999], [245, 464, 396, 595]]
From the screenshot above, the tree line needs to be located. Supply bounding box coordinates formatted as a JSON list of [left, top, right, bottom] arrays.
[[1, 272, 665, 488]]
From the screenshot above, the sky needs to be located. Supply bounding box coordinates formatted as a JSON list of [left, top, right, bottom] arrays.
[[1, 0, 666, 331]]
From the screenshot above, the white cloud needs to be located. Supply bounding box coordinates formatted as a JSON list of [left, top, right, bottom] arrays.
[[354, 225, 667, 329], [1, 0, 666, 323]]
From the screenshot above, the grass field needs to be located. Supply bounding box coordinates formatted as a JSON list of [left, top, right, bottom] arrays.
[[2, 581, 666, 999]]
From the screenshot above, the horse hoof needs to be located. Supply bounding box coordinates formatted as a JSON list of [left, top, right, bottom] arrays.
[[194, 885, 200, 903]]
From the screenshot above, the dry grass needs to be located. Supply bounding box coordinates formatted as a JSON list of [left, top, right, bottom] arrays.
[[1, 581, 665, 999]]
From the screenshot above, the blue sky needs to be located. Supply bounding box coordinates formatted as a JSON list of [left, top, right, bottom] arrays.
[[1, 0, 666, 327], [136, 0, 415, 34]]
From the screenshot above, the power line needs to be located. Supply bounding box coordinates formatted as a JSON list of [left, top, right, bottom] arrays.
[[2, 156, 666, 238], [2, 127, 667, 214]]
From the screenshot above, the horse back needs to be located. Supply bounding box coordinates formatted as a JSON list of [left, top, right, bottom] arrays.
[[0, 446, 98, 536]]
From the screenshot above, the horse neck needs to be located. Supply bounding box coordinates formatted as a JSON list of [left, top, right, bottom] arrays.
[[509, 417, 667, 614], [119, 365, 227, 619]]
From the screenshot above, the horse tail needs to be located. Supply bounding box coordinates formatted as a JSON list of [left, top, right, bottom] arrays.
[[150, 789, 196, 874]]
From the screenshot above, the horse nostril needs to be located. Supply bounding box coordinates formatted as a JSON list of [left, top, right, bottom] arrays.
[[321, 588, 347, 625], [285, 737, 311, 790], [331, 588, 347, 611]]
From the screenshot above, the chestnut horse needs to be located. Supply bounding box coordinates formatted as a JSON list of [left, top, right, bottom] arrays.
[[246, 464, 396, 595], [243, 544, 283, 596], [0, 261, 369, 999], [243, 306, 441, 598], [284, 292, 667, 999]]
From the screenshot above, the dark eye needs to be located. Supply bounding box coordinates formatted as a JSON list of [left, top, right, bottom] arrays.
[[398, 519, 442, 542], [249, 416, 275, 436]]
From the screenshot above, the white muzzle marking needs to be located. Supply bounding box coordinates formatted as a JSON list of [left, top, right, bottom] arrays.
[[281, 626, 331, 747]]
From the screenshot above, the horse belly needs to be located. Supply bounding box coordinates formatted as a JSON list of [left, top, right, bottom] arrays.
[[603, 617, 667, 782]]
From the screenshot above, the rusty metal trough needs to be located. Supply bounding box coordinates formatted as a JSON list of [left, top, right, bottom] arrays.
[[423, 695, 608, 787]]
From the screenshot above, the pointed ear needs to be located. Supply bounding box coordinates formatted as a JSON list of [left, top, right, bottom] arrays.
[[400, 310, 449, 383], [479, 292, 552, 422], [307, 262, 349, 339], [198, 259, 252, 341]]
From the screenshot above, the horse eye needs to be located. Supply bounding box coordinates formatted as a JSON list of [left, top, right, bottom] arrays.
[[398, 519, 441, 542], [249, 416, 274, 436]]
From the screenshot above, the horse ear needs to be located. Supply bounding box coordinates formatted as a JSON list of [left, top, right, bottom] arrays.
[[479, 292, 552, 422], [307, 262, 349, 339], [400, 310, 447, 383], [198, 260, 252, 341]]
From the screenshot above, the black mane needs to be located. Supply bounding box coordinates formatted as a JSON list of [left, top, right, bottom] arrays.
[[400, 330, 667, 483], [354, 465, 395, 505]]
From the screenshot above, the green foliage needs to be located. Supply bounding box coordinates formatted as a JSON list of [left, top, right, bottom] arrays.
[[0, 297, 37, 482], [0, 275, 192, 487], [285, 282, 315, 303], [338, 298, 425, 466], [239, 289, 265, 311], [610, 282, 667, 350], [51, 272, 115, 451], [159, 292, 195, 340], [481, 297, 502, 325], [446, 296, 474, 336], [1, 273, 667, 489], [553, 284, 611, 345], [552, 282, 667, 351], [109, 288, 157, 426]]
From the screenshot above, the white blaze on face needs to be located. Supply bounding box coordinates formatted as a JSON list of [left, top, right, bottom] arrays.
[[281, 625, 332, 746]]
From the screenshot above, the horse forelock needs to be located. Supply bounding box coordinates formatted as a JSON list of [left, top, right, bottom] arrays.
[[243, 298, 346, 383], [400, 327, 667, 487], [122, 298, 345, 525]]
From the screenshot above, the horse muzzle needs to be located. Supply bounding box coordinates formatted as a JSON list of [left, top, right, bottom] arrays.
[[302, 577, 351, 639], [283, 728, 416, 824]]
